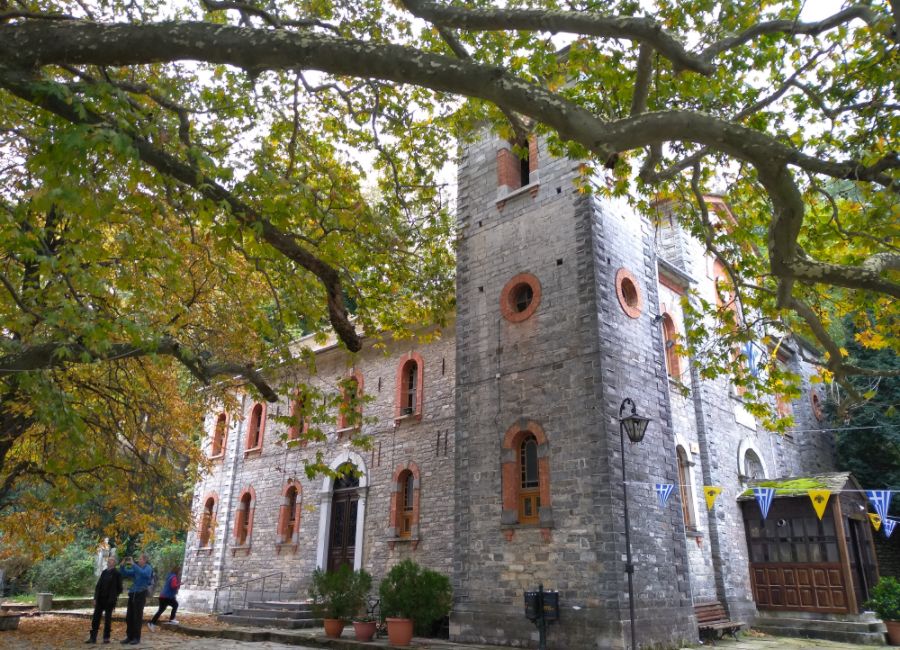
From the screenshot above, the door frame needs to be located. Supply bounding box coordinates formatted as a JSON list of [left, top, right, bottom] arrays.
[[316, 450, 368, 570]]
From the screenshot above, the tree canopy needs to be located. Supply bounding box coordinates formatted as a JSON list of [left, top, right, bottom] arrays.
[[0, 0, 897, 549]]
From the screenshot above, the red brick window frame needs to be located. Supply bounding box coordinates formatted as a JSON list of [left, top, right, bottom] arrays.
[[497, 136, 538, 190], [676, 446, 695, 530], [234, 486, 256, 548], [337, 370, 364, 433], [661, 313, 681, 379], [774, 357, 793, 419], [501, 421, 552, 529], [811, 391, 824, 421], [500, 273, 542, 323], [198, 492, 218, 549], [289, 392, 309, 444], [210, 412, 228, 459], [245, 402, 266, 454], [615, 268, 643, 319], [276, 480, 302, 547], [390, 463, 421, 541], [395, 353, 424, 421]]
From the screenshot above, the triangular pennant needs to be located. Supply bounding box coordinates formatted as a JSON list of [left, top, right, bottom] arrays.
[[868, 512, 882, 531], [885, 518, 897, 539], [753, 487, 776, 520], [703, 486, 722, 511], [808, 489, 831, 520], [655, 484, 675, 509], [865, 490, 892, 522]]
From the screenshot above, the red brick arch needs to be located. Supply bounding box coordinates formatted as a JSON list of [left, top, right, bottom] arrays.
[[615, 267, 643, 319], [198, 492, 218, 548], [395, 352, 425, 421], [277, 480, 302, 547], [244, 402, 266, 453], [211, 411, 228, 458], [389, 462, 421, 543], [337, 370, 364, 431], [501, 420, 551, 531], [234, 486, 256, 547]]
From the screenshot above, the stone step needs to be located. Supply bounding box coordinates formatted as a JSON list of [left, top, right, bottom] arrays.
[[754, 616, 887, 646], [231, 607, 317, 620], [246, 600, 312, 611], [217, 614, 322, 629]]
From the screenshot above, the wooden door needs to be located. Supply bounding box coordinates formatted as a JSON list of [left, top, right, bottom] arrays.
[[327, 474, 359, 572]]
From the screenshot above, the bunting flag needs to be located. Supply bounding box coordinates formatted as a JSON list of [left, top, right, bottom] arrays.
[[868, 512, 882, 531], [885, 519, 897, 539], [655, 484, 675, 509], [753, 487, 776, 521], [807, 489, 831, 520], [865, 490, 892, 522], [703, 486, 722, 511]]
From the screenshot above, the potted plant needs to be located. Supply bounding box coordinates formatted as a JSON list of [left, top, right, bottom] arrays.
[[379, 559, 452, 647], [309, 565, 372, 638], [352, 615, 378, 642], [866, 576, 900, 645]]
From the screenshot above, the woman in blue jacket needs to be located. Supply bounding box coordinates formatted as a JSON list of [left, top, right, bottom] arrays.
[[148, 566, 180, 630], [118, 554, 153, 645]]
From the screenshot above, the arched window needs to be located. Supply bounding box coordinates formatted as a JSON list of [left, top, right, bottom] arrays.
[[390, 463, 421, 543], [676, 446, 696, 530], [234, 487, 256, 548], [744, 450, 765, 480], [395, 353, 424, 420], [245, 402, 266, 452], [198, 493, 218, 548], [661, 313, 681, 379], [519, 434, 540, 524], [337, 371, 363, 432], [289, 393, 308, 443], [211, 412, 228, 457], [278, 482, 302, 547], [501, 421, 552, 532], [496, 136, 537, 191]]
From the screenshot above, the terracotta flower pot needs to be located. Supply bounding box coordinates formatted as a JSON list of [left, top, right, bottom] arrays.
[[353, 620, 377, 642], [386, 617, 414, 646], [323, 618, 346, 638], [886, 620, 900, 646]]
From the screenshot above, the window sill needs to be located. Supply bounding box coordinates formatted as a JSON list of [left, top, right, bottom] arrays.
[[286, 438, 308, 448], [209, 453, 225, 461], [500, 523, 553, 542], [231, 544, 251, 556], [196, 547, 214, 556], [335, 426, 359, 438], [685, 528, 703, 539], [275, 542, 298, 555], [496, 180, 540, 207], [243, 447, 262, 458], [388, 536, 420, 551], [394, 412, 422, 424]]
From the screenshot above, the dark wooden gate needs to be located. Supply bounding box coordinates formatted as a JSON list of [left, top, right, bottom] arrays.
[[327, 473, 359, 572]]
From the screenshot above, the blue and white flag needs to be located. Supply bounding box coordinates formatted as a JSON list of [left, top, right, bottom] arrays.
[[885, 518, 897, 539], [655, 484, 675, 509], [753, 487, 776, 520], [865, 490, 892, 522]]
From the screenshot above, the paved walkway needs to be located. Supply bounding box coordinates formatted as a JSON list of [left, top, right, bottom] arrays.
[[9, 610, 884, 649]]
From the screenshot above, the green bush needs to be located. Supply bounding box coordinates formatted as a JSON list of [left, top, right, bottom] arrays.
[[146, 540, 185, 576], [866, 576, 900, 621], [309, 565, 372, 621], [28, 544, 95, 596], [379, 559, 452, 635]]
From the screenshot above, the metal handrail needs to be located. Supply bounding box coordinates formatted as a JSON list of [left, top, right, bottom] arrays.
[[212, 571, 284, 614]]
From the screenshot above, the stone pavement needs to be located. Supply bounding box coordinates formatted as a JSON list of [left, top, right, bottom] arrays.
[[37, 609, 885, 649]]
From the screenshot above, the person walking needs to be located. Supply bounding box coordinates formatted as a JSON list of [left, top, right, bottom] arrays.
[[147, 566, 180, 630], [86, 557, 122, 644], [118, 554, 153, 645]]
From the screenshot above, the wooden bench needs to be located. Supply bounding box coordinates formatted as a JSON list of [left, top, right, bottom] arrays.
[[694, 601, 743, 645]]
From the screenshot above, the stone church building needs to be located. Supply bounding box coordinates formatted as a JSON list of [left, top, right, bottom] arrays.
[[178, 131, 861, 648]]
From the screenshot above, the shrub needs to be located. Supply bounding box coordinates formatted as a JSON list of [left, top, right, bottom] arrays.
[[379, 559, 452, 635], [146, 541, 185, 576], [309, 565, 372, 621], [866, 576, 900, 621], [28, 544, 95, 596]]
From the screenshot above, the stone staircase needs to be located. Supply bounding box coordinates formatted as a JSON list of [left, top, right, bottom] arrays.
[[217, 600, 321, 630], [753, 610, 887, 645]]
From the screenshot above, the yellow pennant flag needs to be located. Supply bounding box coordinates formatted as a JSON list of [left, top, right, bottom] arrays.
[[808, 489, 831, 520], [704, 486, 722, 511], [869, 512, 882, 531]]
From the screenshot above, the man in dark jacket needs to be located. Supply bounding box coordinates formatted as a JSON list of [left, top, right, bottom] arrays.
[[86, 557, 123, 643]]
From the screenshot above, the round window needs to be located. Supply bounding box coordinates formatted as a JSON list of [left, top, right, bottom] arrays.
[[500, 273, 541, 322], [615, 268, 643, 319]]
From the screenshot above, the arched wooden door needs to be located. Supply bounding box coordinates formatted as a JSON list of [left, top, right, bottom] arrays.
[[327, 472, 360, 571]]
